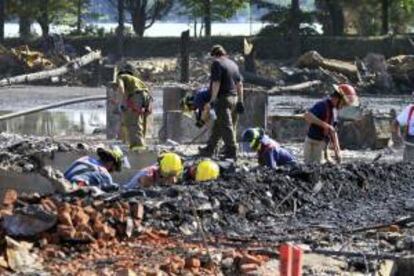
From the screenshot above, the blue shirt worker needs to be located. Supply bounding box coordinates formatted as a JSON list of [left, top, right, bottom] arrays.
[[241, 128, 296, 169], [64, 146, 124, 192], [304, 84, 358, 164], [181, 87, 212, 127]]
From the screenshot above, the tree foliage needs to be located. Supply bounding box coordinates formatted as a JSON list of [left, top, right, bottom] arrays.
[[180, 0, 246, 36], [123, 0, 173, 37]]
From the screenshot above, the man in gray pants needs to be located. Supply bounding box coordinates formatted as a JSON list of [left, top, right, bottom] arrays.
[[199, 45, 245, 159]]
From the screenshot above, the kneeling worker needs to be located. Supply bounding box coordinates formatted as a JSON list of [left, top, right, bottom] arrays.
[[124, 152, 184, 188], [241, 128, 296, 169], [393, 94, 414, 162], [303, 84, 358, 164]]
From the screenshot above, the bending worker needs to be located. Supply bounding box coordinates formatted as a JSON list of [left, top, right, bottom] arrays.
[[303, 84, 358, 164], [117, 63, 153, 151], [181, 87, 213, 128], [43, 146, 124, 193], [183, 159, 220, 182], [393, 94, 414, 161], [241, 128, 296, 169], [124, 152, 184, 188], [199, 45, 244, 160]]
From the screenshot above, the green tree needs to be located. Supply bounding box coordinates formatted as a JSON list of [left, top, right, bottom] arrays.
[[180, 0, 246, 37]]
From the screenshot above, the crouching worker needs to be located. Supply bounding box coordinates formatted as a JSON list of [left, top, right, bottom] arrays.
[[241, 128, 296, 169], [184, 159, 220, 182], [63, 146, 124, 191], [42, 146, 124, 193], [124, 152, 184, 189], [393, 94, 414, 162], [181, 87, 214, 128]]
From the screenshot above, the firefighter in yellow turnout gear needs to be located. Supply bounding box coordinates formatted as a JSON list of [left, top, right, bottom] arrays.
[[116, 64, 152, 150]]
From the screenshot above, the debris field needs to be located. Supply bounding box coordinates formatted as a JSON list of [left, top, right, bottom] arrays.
[[1, 158, 414, 274]]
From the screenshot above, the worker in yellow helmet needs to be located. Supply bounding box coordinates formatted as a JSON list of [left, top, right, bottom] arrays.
[[117, 63, 153, 151], [184, 159, 220, 182], [124, 152, 183, 188]]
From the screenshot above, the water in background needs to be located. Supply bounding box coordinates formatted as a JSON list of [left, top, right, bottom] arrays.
[[4, 22, 267, 38]]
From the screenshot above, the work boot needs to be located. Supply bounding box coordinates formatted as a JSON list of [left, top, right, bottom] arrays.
[[198, 145, 214, 157]]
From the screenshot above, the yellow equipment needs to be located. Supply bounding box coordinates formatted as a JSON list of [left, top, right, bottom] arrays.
[[195, 159, 220, 182], [159, 152, 183, 177]]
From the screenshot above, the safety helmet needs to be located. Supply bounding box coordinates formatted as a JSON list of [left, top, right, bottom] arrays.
[[333, 84, 359, 106], [159, 152, 183, 177], [195, 159, 220, 182], [241, 128, 265, 151], [97, 146, 124, 172], [118, 62, 137, 77]]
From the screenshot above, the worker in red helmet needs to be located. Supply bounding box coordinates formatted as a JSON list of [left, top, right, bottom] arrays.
[[303, 84, 358, 164]]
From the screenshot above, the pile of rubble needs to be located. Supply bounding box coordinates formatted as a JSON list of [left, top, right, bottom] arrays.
[[1, 161, 414, 273]]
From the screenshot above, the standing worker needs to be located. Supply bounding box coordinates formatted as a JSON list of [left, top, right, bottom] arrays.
[[117, 63, 152, 151], [199, 45, 244, 159], [303, 84, 358, 164], [241, 128, 296, 169], [393, 93, 414, 161]]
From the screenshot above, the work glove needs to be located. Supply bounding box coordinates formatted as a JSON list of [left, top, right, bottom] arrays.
[[195, 120, 205, 128], [236, 102, 245, 114]]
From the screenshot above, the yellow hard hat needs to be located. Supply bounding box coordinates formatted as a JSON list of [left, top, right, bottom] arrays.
[[159, 152, 183, 177], [195, 159, 220, 182], [97, 145, 124, 172]]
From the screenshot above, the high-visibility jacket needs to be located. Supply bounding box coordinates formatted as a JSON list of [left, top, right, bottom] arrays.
[[64, 156, 117, 191], [118, 74, 149, 96]]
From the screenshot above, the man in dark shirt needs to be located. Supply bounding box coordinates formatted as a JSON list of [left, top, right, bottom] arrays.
[[303, 84, 358, 164], [199, 45, 244, 159]]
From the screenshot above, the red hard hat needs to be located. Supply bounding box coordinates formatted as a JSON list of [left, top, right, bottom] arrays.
[[334, 84, 359, 106]]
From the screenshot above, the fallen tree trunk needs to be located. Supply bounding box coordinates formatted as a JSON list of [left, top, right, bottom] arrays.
[[0, 95, 106, 121], [241, 70, 277, 88], [0, 49, 102, 87], [297, 51, 358, 81], [267, 80, 322, 95]]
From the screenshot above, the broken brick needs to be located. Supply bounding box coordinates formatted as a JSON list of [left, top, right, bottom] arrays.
[[240, 263, 258, 273], [185, 257, 201, 269], [57, 225, 76, 239], [241, 253, 263, 265], [58, 210, 73, 226], [72, 207, 90, 226], [115, 268, 137, 276], [2, 189, 17, 206], [41, 198, 57, 213], [130, 202, 144, 220]]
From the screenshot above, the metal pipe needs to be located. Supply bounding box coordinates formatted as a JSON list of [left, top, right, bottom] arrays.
[[0, 95, 107, 121]]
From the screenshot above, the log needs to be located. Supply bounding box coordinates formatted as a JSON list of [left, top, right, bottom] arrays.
[[297, 51, 358, 81], [241, 70, 277, 88], [0, 49, 102, 87], [267, 80, 322, 95]]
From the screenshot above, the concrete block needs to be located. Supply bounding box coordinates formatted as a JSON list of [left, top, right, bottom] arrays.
[[237, 89, 267, 137], [267, 115, 307, 142], [164, 111, 210, 143], [106, 82, 122, 140]]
